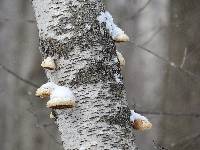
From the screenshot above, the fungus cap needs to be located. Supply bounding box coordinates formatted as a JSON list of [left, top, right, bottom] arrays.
[[131, 119, 152, 131], [130, 110, 152, 131], [114, 33, 129, 42], [41, 57, 56, 70], [35, 88, 51, 98]]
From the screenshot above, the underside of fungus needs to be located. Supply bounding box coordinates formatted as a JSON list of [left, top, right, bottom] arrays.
[[130, 110, 152, 131], [41, 57, 56, 70], [35, 82, 76, 109], [47, 98, 76, 109], [114, 34, 130, 43]]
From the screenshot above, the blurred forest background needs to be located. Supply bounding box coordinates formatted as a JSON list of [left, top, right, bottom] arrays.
[[0, 0, 200, 150]]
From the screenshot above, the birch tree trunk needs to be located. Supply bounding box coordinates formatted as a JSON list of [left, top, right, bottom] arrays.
[[32, 0, 136, 149]]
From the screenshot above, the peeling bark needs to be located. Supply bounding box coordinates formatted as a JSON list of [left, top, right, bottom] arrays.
[[32, 0, 136, 149]]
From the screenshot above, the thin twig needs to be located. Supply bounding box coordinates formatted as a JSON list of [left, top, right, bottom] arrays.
[[170, 133, 200, 148], [130, 0, 152, 19], [141, 27, 163, 46], [0, 17, 36, 24], [136, 110, 200, 118], [129, 41, 200, 80], [180, 48, 187, 68], [27, 107, 62, 145], [0, 63, 39, 88]]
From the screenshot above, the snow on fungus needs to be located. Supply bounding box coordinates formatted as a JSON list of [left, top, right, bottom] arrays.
[[97, 11, 129, 42], [36, 82, 76, 109], [116, 50, 125, 68], [41, 57, 56, 70], [130, 110, 152, 131]]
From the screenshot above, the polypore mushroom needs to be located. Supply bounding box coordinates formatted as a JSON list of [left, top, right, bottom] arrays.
[[130, 110, 152, 131], [113, 33, 129, 43], [41, 57, 56, 70], [35, 82, 76, 109], [35, 85, 51, 98], [97, 11, 129, 43], [116, 50, 125, 68]]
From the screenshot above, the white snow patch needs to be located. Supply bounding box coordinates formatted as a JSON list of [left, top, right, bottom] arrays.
[[114, 73, 122, 83], [39, 82, 76, 100], [113, 57, 119, 63], [79, 146, 86, 150], [97, 11, 125, 39], [130, 110, 149, 122]]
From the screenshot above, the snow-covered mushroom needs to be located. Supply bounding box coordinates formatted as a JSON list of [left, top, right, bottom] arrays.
[[116, 50, 125, 68], [97, 11, 129, 43], [35, 82, 76, 109], [41, 57, 56, 70], [130, 110, 152, 131]]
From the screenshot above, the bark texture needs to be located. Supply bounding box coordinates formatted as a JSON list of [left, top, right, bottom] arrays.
[[32, 0, 136, 149]]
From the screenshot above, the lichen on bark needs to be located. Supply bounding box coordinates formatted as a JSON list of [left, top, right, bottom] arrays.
[[32, 0, 137, 149]]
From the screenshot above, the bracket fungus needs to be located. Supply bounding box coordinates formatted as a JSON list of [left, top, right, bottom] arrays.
[[35, 82, 76, 109], [97, 11, 129, 43], [116, 50, 125, 68], [114, 34, 129, 43], [130, 110, 152, 131], [35, 86, 51, 98], [41, 57, 56, 70]]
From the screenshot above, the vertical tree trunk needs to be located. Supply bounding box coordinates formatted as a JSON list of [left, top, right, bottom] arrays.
[[32, 0, 136, 149]]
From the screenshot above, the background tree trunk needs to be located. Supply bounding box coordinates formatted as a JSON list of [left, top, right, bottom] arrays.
[[32, 0, 136, 149]]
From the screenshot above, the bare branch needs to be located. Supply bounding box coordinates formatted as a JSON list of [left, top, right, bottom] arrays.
[[170, 133, 200, 148], [136, 110, 200, 118], [130, 0, 152, 19], [180, 48, 188, 68], [0, 17, 36, 24], [129, 41, 200, 80], [26, 99, 62, 145], [26, 107, 62, 145], [0, 63, 39, 88], [141, 27, 163, 46]]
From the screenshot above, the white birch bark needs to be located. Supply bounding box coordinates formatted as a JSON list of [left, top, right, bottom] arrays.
[[32, 0, 136, 149]]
